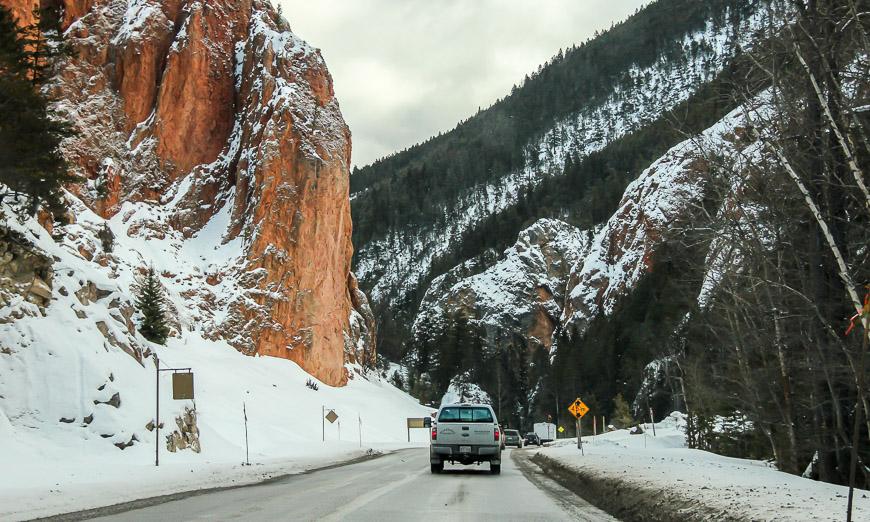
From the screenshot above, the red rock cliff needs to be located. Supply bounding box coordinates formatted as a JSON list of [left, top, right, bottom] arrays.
[[3, 0, 374, 386]]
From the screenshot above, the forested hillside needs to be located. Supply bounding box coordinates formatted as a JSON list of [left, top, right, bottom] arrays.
[[351, 0, 785, 360], [352, 0, 870, 492]]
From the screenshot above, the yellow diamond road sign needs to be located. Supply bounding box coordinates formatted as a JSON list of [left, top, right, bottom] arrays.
[[568, 398, 589, 419], [325, 410, 339, 424], [558, 426, 565, 433]]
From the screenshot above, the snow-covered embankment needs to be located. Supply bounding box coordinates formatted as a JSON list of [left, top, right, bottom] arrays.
[[531, 413, 869, 521]]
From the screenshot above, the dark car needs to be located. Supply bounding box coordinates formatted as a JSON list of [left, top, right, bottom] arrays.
[[524, 432, 542, 446], [503, 429, 523, 448]]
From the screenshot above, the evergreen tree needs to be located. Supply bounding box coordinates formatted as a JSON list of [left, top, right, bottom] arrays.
[[0, 5, 75, 220], [612, 393, 635, 428], [136, 268, 170, 345]]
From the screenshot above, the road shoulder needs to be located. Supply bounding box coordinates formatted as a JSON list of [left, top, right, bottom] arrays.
[[511, 449, 618, 521], [34, 450, 394, 522], [528, 451, 735, 522]]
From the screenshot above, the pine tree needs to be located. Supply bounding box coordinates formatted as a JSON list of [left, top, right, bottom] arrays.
[[136, 268, 170, 345], [0, 5, 75, 220], [612, 393, 635, 429]]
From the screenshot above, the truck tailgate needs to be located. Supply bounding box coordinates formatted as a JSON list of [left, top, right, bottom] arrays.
[[435, 423, 494, 445]]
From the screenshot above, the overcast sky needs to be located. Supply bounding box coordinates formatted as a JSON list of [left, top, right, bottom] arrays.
[[278, 0, 648, 167]]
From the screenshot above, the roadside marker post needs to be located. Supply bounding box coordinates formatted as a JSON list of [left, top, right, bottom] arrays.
[[243, 401, 250, 466], [153, 354, 193, 467]]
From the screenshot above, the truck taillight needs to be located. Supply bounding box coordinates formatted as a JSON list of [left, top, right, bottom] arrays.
[[431, 427, 437, 440], [494, 427, 500, 441]]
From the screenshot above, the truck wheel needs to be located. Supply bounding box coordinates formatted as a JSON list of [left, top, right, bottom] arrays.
[[490, 463, 501, 475], [431, 462, 443, 474]]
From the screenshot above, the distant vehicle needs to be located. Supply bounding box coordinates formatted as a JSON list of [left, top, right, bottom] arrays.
[[534, 422, 557, 443], [503, 429, 523, 448], [524, 432, 542, 446], [430, 403, 503, 475]]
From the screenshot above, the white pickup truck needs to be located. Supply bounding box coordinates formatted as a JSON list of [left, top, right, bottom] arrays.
[[429, 403, 502, 474]]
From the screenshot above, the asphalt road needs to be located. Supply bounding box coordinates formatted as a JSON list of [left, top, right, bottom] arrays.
[[87, 448, 616, 521]]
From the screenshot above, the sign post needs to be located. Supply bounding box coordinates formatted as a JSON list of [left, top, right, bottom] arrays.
[[153, 354, 194, 467], [577, 417, 582, 454], [567, 397, 590, 455], [323, 407, 338, 441], [407, 417, 426, 442]]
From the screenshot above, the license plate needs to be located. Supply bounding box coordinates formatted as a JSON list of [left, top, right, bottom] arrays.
[[459, 446, 471, 453]]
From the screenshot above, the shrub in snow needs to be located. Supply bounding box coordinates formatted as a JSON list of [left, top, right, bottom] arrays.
[[612, 393, 636, 428]]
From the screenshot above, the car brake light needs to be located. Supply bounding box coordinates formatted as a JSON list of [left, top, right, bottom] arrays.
[[494, 427, 500, 441], [431, 426, 437, 440]]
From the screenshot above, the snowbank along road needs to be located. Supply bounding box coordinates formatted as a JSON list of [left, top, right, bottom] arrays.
[[83, 448, 614, 521]]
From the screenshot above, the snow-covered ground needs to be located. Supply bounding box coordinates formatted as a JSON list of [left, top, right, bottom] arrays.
[[0, 333, 432, 521], [534, 413, 870, 521], [0, 193, 431, 521]]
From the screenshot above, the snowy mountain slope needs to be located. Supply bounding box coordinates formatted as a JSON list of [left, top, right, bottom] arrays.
[[0, 198, 430, 521], [560, 105, 761, 337], [353, 0, 787, 322], [404, 66, 781, 430], [412, 219, 592, 354]]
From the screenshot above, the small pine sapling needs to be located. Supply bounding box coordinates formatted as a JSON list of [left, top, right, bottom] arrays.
[[135, 267, 170, 345]]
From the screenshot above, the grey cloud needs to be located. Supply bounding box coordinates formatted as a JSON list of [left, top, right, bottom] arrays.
[[278, 0, 647, 167]]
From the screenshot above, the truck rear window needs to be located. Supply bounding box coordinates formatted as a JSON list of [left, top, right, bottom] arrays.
[[438, 407, 494, 423]]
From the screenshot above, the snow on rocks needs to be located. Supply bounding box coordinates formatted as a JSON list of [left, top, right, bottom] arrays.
[[413, 218, 592, 353], [32, 0, 370, 385], [440, 374, 492, 407], [0, 200, 430, 520], [534, 413, 869, 521], [560, 104, 756, 337], [354, 1, 785, 314]]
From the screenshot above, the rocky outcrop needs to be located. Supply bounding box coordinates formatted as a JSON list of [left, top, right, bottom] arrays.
[[413, 219, 592, 354], [4, 0, 36, 28], [166, 406, 200, 453], [346, 273, 377, 369], [559, 108, 755, 338], [3, 0, 372, 385], [0, 227, 54, 310], [560, 139, 712, 337]]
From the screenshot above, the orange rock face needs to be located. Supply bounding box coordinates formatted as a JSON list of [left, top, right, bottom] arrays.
[[154, 1, 243, 177], [2, 0, 374, 386], [4, 0, 37, 28]]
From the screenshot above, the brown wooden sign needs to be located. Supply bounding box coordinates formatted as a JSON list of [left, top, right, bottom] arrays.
[[172, 372, 194, 400], [407, 417, 426, 429]]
